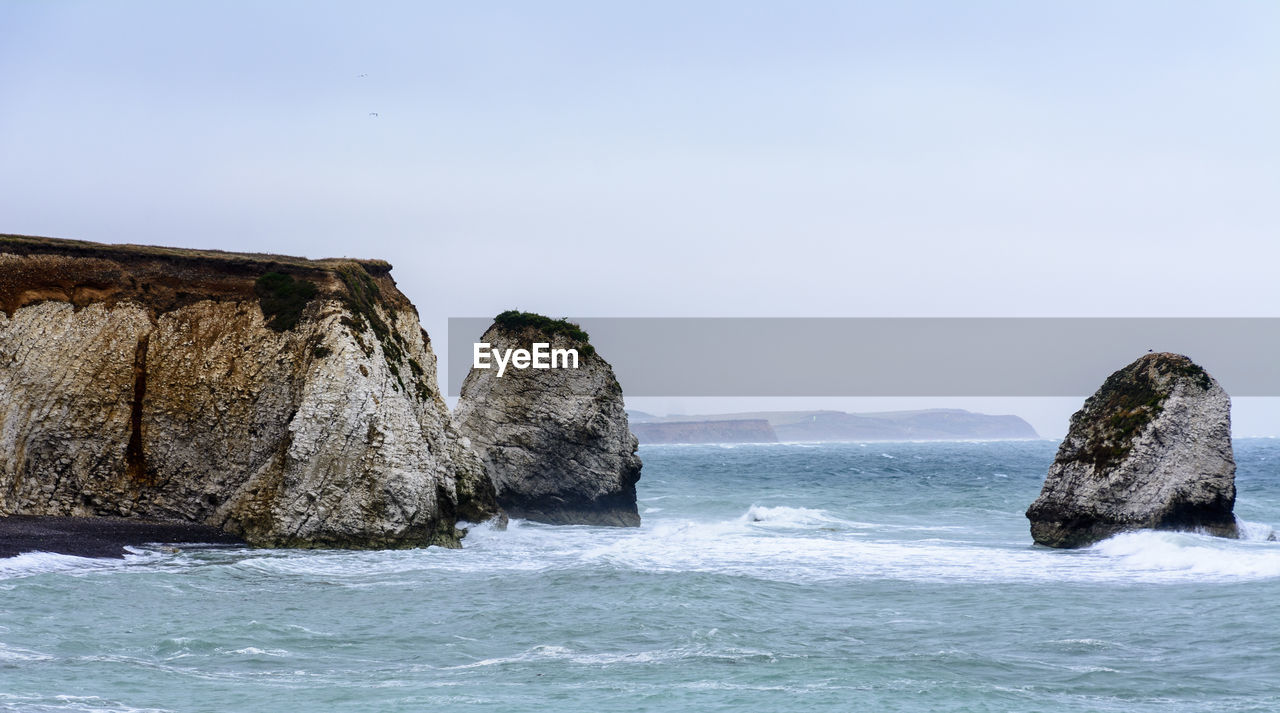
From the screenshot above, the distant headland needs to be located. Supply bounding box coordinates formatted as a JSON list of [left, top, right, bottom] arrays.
[[628, 408, 1038, 444]]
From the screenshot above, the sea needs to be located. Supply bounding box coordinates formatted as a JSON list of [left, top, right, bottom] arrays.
[[3, 439, 1280, 712]]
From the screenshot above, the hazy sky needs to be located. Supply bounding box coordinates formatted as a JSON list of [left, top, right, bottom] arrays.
[[2, 2, 1278, 437]]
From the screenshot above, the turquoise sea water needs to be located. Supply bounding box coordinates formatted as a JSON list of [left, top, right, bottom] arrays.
[[4, 440, 1280, 712]]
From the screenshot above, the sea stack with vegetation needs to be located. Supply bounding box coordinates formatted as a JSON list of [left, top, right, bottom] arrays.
[[0, 234, 488, 548], [453, 311, 642, 526], [1026, 352, 1237, 548]]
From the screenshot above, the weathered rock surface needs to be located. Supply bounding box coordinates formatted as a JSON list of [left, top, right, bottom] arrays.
[[0, 234, 490, 548], [1026, 352, 1237, 548], [453, 313, 641, 526]]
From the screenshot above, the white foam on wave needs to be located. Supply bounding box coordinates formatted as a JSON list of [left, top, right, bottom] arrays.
[[226, 547, 487, 580], [471, 508, 1280, 586], [1087, 529, 1280, 580], [738, 505, 846, 528], [0, 551, 126, 581], [589, 520, 1072, 584], [259, 507, 1280, 587], [0, 693, 173, 713], [1237, 519, 1277, 541], [441, 642, 776, 670], [0, 642, 54, 662], [10, 508, 1279, 589], [224, 647, 290, 657]]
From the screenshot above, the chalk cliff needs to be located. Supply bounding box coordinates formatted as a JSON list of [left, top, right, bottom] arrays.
[[0, 234, 489, 548], [453, 312, 641, 526], [1026, 352, 1237, 548]]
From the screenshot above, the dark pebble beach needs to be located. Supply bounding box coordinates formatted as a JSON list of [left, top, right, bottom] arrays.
[[0, 515, 244, 558]]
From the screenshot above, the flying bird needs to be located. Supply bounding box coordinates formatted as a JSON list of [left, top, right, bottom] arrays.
[[357, 73, 368, 78], [368, 112, 379, 118]]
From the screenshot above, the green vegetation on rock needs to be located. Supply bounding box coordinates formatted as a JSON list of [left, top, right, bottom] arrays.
[[334, 264, 434, 398], [1070, 354, 1214, 471], [1171, 361, 1213, 390], [494, 310, 595, 356], [255, 272, 318, 331], [336, 265, 391, 341]]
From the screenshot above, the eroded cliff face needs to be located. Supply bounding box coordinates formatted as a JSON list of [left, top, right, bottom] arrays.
[[1026, 352, 1237, 548], [453, 316, 641, 526], [0, 234, 486, 548]]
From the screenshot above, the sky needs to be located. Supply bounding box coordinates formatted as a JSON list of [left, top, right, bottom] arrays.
[[2, 1, 1278, 437]]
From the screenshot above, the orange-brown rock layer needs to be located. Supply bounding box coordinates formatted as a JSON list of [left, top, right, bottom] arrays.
[[0, 233, 404, 316]]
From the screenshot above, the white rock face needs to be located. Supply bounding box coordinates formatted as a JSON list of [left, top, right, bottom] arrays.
[[1026, 352, 1237, 548], [0, 242, 486, 548], [0, 301, 152, 518], [453, 322, 641, 526]]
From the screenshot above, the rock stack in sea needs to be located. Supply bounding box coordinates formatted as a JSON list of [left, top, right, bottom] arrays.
[[453, 311, 642, 526], [1026, 352, 1237, 548]]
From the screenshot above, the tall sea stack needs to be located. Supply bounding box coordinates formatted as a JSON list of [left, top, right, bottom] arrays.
[[1026, 352, 1237, 548], [0, 234, 485, 548], [453, 312, 642, 526]]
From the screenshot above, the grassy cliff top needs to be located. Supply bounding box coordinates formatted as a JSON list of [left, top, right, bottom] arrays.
[[494, 310, 591, 341], [0, 233, 408, 317], [491, 310, 595, 356], [0, 233, 391, 274]]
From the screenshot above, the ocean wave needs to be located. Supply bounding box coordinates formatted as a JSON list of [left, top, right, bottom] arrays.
[[8, 510, 1280, 590], [1237, 519, 1277, 541], [0, 693, 173, 713], [0, 551, 126, 580], [385, 505, 1280, 586], [494, 510, 1280, 585], [441, 642, 778, 670], [223, 647, 291, 658], [0, 642, 54, 662], [1087, 529, 1280, 580], [738, 505, 846, 528]]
